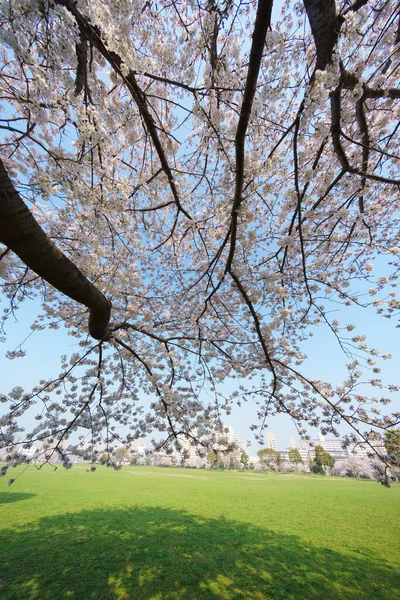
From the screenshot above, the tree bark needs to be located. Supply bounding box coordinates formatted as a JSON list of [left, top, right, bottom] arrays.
[[0, 159, 111, 340], [303, 0, 340, 70]]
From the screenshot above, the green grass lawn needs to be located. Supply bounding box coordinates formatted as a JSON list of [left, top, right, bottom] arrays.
[[0, 466, 399, 599]]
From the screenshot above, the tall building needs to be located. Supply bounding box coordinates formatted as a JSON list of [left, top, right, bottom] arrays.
[[289, 437, 296, 449], [267, 432, 277, 451]]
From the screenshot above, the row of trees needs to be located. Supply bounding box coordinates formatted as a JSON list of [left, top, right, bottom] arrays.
[[78, 428, 400, 477], [257, 446, 336, 474]]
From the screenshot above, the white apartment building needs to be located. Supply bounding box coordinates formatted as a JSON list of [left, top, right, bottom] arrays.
[[267, 431, 277, 451], [299, 437, 348, 461], [210, 426, 250, 462]]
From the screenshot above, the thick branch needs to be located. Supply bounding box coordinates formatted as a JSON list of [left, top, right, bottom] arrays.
[[226, 0, 273, 272], [0, 159, 111, 340], [340, 69, 400, 99], [355, 97, 369, 213], [330, 84, 400, 186], [74, 37, 88, 96], [303, 0, 340, 70]]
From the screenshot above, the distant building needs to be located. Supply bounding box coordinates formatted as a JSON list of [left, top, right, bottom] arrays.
[[347, 443, 368, 458], [132, 444, 147, 456], [299, 436, 348, 461], [349, 438, 386, 459], [0, 443, 39, 462], [267, 432, 277, 451], [289, 437, 296, 449], [298, 431, 388, 463], [214, 426, 250, 459]]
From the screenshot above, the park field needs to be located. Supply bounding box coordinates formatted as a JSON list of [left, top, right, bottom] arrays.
[[0, 466, 399, 600]]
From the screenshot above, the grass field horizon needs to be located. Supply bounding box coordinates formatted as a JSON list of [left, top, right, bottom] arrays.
[[1, 466, 399, 599]]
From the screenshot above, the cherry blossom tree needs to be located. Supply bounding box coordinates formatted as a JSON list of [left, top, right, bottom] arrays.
[[257, 447, 279, 471], [0, 0, 399, 484]]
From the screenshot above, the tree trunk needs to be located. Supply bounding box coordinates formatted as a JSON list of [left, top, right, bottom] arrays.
[[0, 159, 111, 340], [303, 0, 340, 70]]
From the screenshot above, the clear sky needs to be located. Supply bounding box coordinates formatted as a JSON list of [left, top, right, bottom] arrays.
[[1, 291, 399, 456]]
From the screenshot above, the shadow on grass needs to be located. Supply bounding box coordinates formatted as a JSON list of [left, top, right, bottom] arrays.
[[0, 492, 35, 505], [0, 506, 398, 600]]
